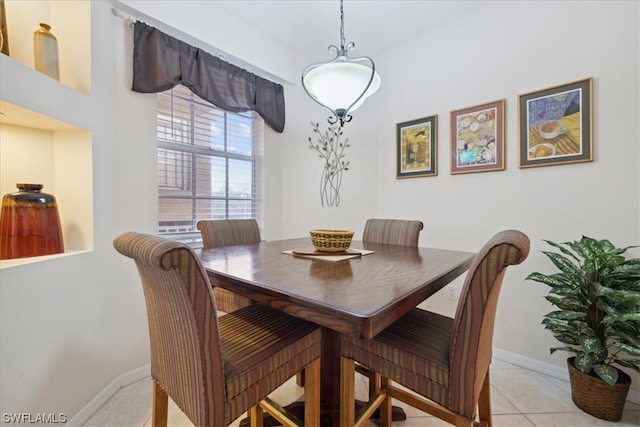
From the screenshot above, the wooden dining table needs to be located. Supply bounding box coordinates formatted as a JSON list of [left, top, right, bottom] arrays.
[[197, 237, 475, 426]]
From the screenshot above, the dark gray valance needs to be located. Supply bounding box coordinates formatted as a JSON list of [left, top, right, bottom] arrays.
[[132, 22, 285, 133]]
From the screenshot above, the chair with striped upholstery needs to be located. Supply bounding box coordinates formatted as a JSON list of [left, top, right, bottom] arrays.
[[114, 232, 321, 427], [359, 218, 424, 395], [362, 218, 424, 247], [339, 229, 530, 427], [197, 219, 261, 313]]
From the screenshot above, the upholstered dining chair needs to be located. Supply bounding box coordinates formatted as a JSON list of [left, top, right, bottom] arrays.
[[362, 218, 424, 247], [339, 229, 530, 427], [359, 218, 425, 395], [114, 232, 321, 427], [197, 219, 261, 313]]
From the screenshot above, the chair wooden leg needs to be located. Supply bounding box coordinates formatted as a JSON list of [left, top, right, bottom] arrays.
[[477, 369, 492, 427], [340, 356, 356, 427], [152, 380, 168, 427], [296, 370, 305, 387], [379, 377, 392, 427], [249, 405, 264, 427], [304, 359, 321, 427], [368, 370, 381, 398], [454, 415, 475, 427]]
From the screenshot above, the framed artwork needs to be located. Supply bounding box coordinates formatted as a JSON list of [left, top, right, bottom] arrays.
[[518, 78, 593, 168], [396, 115, 437, 178], [450, 99, 505, 174], [0, 0, 9, 56]]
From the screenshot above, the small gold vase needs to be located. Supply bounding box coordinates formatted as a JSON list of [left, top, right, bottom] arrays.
[[34, 22, 59, 80]]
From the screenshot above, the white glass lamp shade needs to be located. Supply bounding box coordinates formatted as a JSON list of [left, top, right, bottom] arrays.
[[302, 62, 381, 116]]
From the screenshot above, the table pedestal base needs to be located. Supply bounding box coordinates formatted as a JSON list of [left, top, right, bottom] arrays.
[[239, 401, 406, 427], [239, 328, 406, 426]]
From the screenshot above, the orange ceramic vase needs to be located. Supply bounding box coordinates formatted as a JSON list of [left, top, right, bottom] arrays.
[[0, 183, 64, 259]]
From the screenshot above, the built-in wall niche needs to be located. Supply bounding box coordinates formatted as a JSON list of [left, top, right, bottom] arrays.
[[2, 0, 91, 95], [0, 101, 93, 269]]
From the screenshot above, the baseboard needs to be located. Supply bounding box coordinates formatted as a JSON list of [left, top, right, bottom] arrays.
[[65, 364, 151, 427], [493, 347, 640, 405]]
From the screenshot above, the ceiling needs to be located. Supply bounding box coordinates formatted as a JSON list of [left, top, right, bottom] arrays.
[[212, 1, 482, 55]]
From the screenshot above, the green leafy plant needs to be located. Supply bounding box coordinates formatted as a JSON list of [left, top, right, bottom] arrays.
[[526, 236, 640, 386]]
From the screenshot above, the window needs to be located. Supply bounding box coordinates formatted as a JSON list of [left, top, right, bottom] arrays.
[[157, 85, 263, 243]]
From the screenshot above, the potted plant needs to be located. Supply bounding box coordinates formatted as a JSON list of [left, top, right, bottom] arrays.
[[526, 235, 640, 421]]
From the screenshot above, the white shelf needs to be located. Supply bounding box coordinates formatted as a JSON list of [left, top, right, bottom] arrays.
[[0, 250, 92, 269], [0, 55, 91, 129], [0, 1, 94, 269]]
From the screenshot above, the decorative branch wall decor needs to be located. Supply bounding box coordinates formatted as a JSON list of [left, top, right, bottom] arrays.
[[307, 121, 350, 207]]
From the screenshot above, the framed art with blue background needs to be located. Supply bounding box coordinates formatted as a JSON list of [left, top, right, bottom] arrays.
[[396, 115, 437, 178], [450, 99, 505, 174], [518, 78, 593, 168]]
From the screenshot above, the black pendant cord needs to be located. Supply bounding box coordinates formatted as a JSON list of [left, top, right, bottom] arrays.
[[339, 0, 346, 51]]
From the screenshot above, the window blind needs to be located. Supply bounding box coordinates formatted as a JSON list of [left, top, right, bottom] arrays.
[[157, 85, 263, 243]]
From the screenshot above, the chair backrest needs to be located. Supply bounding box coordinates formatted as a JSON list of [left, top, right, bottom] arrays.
[[113, 232, 225, 426], [362, 218, 424, 246], [197, 219, 261, 249], [449, 229, 530, 419]]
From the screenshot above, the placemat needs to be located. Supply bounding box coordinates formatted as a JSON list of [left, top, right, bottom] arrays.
[[282, 248, 373, 262]]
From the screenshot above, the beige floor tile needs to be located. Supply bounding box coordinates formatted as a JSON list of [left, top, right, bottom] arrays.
[[543, 374, 572, 395], [492, 414, 535, 426], [84, 378, 152, 427], [392, 416, 451, 426], [491, 367, 577, 413], [83, 366, 640, 427], [490, 385, 520, 415], [525, 410, 640, 427], [164, 399, 194, 427], [619, 410, 640, 426], [143, 396, 247, 427]]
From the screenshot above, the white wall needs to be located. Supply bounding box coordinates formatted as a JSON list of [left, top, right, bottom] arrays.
[[118, 0, 296, 85], [0, 0, 638, 421], [283, 1, 640, 398], [375, 0, 640, 388], [0, 2, 152, 420], [286, 0, 640, 390], [280, 0, 640, 393]]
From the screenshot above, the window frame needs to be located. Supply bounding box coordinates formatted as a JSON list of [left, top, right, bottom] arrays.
[[156, 85, 263, 245]]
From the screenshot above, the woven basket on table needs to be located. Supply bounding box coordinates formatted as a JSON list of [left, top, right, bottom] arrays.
[[309, 229, 354, 252], [567, 357, 631, 421]]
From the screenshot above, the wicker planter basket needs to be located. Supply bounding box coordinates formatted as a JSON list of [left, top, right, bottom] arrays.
[[567, 357, 631, 421], [309, 229, 354, 252]]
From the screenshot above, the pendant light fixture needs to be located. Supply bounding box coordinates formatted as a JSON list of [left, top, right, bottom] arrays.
[[301, 0, 381, 126]]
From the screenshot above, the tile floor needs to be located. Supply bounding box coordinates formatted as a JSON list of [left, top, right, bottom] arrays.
[[84, 359, 640, 427]]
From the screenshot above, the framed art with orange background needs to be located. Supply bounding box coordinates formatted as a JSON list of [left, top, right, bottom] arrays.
[[518, 78, 593, 168], [450, 99, 505, 174]]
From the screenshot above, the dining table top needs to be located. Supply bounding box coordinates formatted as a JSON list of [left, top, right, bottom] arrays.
[[197, 237, 475, 340]]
